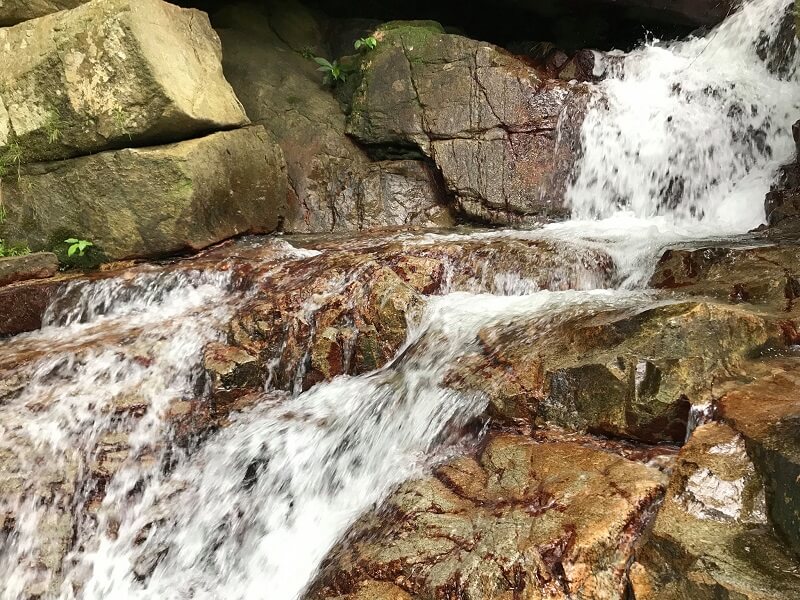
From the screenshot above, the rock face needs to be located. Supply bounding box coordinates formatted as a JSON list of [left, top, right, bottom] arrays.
[[448, 301, 779, 443], [209, 234, 613, 396], [347, 21, 584, 224], [0, 0, 248, 165], [650, 243, 800, 318], [632, 421, 800, 599], [2, 126, 288, 260], [719, 361, 800, 558], [764, 122, 800, 234], [0, 0, 87, 25], [216, 6, 454, 233], [0, 253, 58, 287], [307, 433, 667, 600]]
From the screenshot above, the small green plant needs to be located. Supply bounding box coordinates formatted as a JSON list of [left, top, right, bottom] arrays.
[[0, 142, 23, 181], [65, 238, 93, 257], [44, 110, 63, 145], [0, 239, 30, 257], [314, 57, 346, 84], [354, 36, 377, 51]]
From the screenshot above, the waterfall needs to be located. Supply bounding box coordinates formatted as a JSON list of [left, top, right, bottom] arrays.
[[568, 0, 799, 231], [0, 1, 797, 599]]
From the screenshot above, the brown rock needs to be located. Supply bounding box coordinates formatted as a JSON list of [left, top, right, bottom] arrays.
[[449, 301, 777, 443], [650, 242, 800, 317], [718, 359, 800, 557], [633, 421, 800, 599], [307, 433, 667, 600], [0, 252, 58, 287], [222, 234, 613, 394]]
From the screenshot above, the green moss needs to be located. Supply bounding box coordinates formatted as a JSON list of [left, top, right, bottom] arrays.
[[378, 20, 445, 34]]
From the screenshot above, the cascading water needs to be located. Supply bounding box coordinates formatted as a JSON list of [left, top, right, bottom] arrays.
[[0, 0, 797, 598], [569, 0, 798, 228]]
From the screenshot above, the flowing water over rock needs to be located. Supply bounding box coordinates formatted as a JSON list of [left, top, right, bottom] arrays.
[[1, 0, 798, 598]]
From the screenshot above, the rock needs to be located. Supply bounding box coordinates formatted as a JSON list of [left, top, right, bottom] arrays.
[[448, 301, 781, 443], [0, 0, 87, 26], [632, 421, 800, 599], [229, 258, 425, 393], [718, 359, 800, 557], [2, 126, 288, 260], [346, 21, 585, 224], [203, 342, 263, 400], [0, 274, 69, 335], [221, 234, 613, 395], [216, 8, 453, 233], [650, 243, 800, 317], [307, 433, 667, 600], [0, 252, 58, 287], [0, 0, 248, 165], [765, 162, 800, 234]]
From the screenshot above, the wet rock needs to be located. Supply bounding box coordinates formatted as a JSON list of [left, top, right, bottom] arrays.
[[2, 127, 288, 260], [216, 7, 453, 233], [230, 258, 425, 392], [718, 359, 800, 557], [0, 0, 247, 165], [0, 252, 58, 287], [449, 301, 780, 443], [632, 421, 800, 599], [651, 242, 800, 317], [307, 433, 667, 600], [222, 235, 613, 394], [202, 343, 262, 406], [346, 21, 585, 224], [0, 274, 69, 336]]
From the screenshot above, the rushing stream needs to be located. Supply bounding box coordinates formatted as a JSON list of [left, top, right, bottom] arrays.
[[1, 0, 798, 598]]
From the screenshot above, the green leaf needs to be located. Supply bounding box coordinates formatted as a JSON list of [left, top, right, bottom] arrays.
[[313, 56, 333, 69], [64, 238, 79, 244], [67, 245, 77, 257]]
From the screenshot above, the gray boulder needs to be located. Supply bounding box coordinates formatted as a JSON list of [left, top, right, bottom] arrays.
[[216, 6, 454, 233], [0, 0, 248, 165], [2, 126, 288, 260], [347, 21, 586, 224]]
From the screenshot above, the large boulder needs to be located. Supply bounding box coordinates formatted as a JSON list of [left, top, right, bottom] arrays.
[[632, 421, 800, 599], [1, 126, 288, 260], [447, 301, 782, 443], [0, 0, 248, 165], [347, 21, 585, 224], [216, 6, 454, 233], [307, 433, 667, 600]]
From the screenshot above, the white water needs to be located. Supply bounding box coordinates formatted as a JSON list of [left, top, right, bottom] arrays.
[[0, 0, 797, 598], [568, 0, 799, 231]]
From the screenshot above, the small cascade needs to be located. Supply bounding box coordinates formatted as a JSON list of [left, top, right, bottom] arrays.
[[69, 289, 652, 600]]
